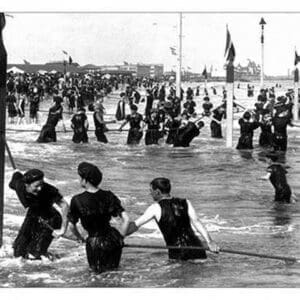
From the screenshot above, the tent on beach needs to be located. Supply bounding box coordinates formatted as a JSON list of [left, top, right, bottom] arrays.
[[7, 66, 25, 74]]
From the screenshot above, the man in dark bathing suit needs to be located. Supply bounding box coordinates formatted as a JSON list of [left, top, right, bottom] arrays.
[[126, 177, 219, 260], [68, 162, 129, 273]]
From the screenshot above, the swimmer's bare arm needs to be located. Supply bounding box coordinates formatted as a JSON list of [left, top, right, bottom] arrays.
[[211, 117, 221, 124], [68, 222, 86, 243], [260, 172, 271, 180], [52, 199, 69, 238], [84, 119, 89, 130], [118, 211, 130, 237], [119, 119, 128, 131], [187, 200, 219, 253], [126, 203, 161, 236]]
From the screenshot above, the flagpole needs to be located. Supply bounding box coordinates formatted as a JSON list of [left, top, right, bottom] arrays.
[[259, 18, 266, 88], [226, 61, 234, 148], [0, 13, 7, 248], [224, 25, 235, 148], [294, 47, 299, 121], [176, 12, 182, 99]]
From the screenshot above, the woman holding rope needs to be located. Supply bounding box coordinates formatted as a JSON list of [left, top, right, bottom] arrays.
[[9, 168, 69, 260], [67, 162, 129, 273], [126, 177, 219, 260]]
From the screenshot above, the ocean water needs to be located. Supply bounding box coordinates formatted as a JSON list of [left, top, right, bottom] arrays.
[[1, 80, 300, 287]]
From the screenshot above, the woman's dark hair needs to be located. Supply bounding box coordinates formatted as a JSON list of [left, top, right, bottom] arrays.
[[243, 111, 251, 120], [77, 162, 103, 187], [130, 104, 138, 111], [150, 177, 171, 194]]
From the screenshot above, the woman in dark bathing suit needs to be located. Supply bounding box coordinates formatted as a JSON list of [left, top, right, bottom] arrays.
[[68, 162, 129, 273]]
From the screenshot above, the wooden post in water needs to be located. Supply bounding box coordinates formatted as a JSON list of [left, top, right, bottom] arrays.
[[176, 12, 182, 99], [259, 18, 266, 89], [226, 61, 234, 148], [294, 66, 299, 121], [0, 13, 7, 248], [224, 26, 235, 148]]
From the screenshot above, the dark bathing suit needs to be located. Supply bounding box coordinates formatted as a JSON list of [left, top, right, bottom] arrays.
[[71, 113, 88, 143], [267, 164, 291, 203], [68, 189, 125, 273], [9, 172, 62, 259], [126, 113, 143, 145], [93, 112, 108, 144], [157, 198, 207, 260]]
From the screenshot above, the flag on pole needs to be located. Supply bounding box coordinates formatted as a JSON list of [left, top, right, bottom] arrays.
[[202, 66, 208, 79], [224, 27, 236, 63], [69, 56, 73, 65], [23, 59, 30, 65], [294, 50, 300, 66], [225, 26, 235, 83], [170, 47, 177, 56]]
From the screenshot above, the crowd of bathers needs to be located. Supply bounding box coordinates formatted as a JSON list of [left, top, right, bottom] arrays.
[[5, 71, 299, 150]]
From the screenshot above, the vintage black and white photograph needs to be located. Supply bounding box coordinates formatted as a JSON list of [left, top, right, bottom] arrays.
[[0, 1, 299, 289]]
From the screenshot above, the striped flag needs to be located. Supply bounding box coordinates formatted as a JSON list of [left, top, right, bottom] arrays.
[[224, 27, 236, 63]]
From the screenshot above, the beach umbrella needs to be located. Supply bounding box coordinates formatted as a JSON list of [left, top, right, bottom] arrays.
[[102, 73, 111, 79], [49, 69, 57, 74]]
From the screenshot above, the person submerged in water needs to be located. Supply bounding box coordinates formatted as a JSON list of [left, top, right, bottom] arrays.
[[71, 107, 89, 144], [126, 177, 219, 260], [144, 108, 161, 145], [261, 153, 294, 203], [68, 162, 129, 274], [119, 104, 144, 145], [236, 111, 260, 150], [210, 106, 225, 138], [173, 117, 205, 148], [9, 169, 69, 260], [93, 100, 115, 144], [37, 91, 64, 143]]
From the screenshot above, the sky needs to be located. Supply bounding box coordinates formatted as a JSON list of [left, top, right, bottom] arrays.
[[3, 10, 300, 76]]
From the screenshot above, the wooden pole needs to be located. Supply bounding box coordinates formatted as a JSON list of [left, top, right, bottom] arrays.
[[226, 60, 234, 148], [124, 244, 299, 263], [260, 28, 264, 88], [176, 12, 182, 99], [293, 66, 299, 121], [259, 18, 266, 89], [36, 220, 300, 263], [0, 13, 7, 248]]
